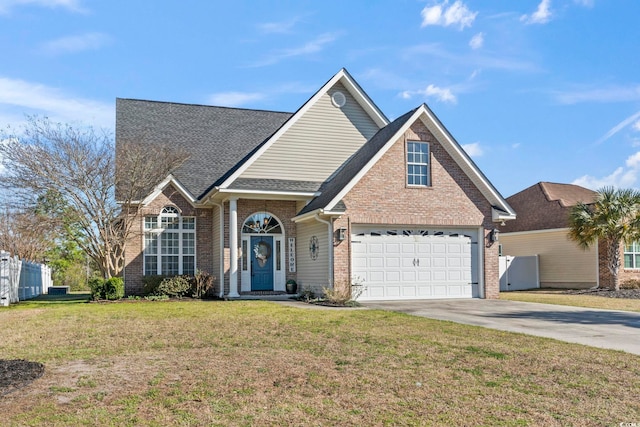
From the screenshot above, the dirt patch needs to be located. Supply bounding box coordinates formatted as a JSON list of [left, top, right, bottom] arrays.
[[0, 360, 45, 396]]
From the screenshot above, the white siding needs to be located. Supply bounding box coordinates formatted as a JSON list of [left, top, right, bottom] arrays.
[[296, 220, 330, 295], [500, 229, 597, 288], [240, 82, 380, 182]]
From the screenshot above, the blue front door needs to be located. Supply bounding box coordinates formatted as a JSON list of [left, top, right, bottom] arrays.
[[251, 236, 274, 291]]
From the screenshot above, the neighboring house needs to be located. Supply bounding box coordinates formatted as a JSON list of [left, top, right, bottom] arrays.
[[116, 68, 516, 300], [500, 181, 640, 289]]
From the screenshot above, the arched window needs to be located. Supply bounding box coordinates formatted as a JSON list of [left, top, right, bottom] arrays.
[[242, 212, 282, 234], [143, 206, 196, 276]]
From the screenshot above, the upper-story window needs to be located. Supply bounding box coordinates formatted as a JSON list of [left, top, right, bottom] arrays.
[[407, 141, 430, 187], [144, 206, 195, 276]]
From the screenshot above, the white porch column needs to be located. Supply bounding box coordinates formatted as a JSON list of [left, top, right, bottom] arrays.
[[228, 197, 240, 298]]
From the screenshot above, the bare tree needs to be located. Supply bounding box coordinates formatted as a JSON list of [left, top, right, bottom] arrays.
[[0, 116, 188, 278], [0, 204, 54, 261]]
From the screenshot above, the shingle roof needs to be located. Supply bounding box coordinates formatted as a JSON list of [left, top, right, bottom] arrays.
[[116, 98, 292, 200], [539, 182, 597, 207], [501, 182, 596, 233], [227, 178, 323, 193], [297, 108, 418, 216]]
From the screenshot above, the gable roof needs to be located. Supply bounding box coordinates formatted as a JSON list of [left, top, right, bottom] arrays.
[[295, 104, 516, 222], [297, 108, 418, 216], [539, 182, 597, 207], [215, 68, 389, 193], [115, 98, 292, 200], [501, 182, 596, 233]]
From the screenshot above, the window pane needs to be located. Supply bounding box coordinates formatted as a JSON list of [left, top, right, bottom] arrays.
[[161, 232, 179, 254], [145, 217, 158, 230], [144, 256, 157, 276], [407, 142, 429, 186], [145, 233, 157, 254], [162, 256, 179, 276], [625, 254, 634, 269], [276, 240, 281, 271], [635, 254, 640, 269], [183, 233, 195, 255], [183, 217, 195, 230], [242, 240, 248, 271], [161, 216, 179, 229], [183, 256, 195, 276]]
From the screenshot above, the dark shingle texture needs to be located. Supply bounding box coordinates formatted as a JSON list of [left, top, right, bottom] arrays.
[[116, 99, 292, 199], [228, 178, 323, 193], [298, 108, 417, 216]]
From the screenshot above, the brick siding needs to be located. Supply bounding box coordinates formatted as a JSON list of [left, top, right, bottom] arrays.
[[333, 121, 500, 298]]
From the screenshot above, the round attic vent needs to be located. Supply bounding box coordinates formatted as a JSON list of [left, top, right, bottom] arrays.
[[331, 91, 346, 108]]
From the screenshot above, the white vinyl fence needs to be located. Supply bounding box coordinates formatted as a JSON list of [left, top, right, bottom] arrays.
[[0, 250, 52, 306], [499, 255, 540, 292]]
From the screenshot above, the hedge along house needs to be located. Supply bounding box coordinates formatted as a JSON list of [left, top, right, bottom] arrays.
[[116, 69, 516, 300]]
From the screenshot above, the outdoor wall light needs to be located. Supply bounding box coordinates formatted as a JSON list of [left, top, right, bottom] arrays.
[[337, 227, 347, 241], [489, 228, 500, 243]]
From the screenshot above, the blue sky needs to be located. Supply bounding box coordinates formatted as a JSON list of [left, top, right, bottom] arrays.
[[1, 0, 639, 197]]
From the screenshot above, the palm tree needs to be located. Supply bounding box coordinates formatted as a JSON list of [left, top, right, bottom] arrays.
[[568, 187, 640, 290]]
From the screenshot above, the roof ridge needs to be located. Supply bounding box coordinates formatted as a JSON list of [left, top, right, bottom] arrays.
[[115, 97, 292, 115]]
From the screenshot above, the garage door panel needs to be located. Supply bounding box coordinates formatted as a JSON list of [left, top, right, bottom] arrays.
[[353, 229, 478, 301]]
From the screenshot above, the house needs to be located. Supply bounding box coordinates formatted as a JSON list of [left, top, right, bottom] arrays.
[[116, 68, 516, 300], [500, 181, 640, 289]]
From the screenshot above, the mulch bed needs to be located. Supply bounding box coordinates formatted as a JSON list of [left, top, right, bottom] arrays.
[[564, 288, 640, 299], [0, 360, 45, 396]]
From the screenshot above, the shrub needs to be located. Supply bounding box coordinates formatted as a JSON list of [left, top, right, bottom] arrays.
[[321, 278, 366, 306], [621, 279, 640, 289], [143, 275, 167, 296], [157, 276, 191, 298], [190, 270, 214, 298], [104, 277, 124, 300], [89, 277, 124, 300], [298, 286, 316, 302], [88, 277, 105, 301]]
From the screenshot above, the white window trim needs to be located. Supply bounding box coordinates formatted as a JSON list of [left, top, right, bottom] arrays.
[[624, 242, 640, 269], [143, 207, 196, 276], [406, 140, 430, 187]]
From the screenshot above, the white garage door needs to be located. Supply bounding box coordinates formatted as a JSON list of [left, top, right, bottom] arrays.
[[352, 228, 480, 301]]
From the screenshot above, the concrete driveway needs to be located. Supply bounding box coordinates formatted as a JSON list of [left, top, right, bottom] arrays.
[[362, 299, 640, 355]]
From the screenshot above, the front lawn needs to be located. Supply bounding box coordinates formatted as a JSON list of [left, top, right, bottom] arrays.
[[501, 289, 640, 312], [1, 300, 638, 426]]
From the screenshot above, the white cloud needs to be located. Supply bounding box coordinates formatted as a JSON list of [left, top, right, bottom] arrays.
[[462, 142, 483, 157], [469, 32, 484, 49], [258, 17, 301, 34], [401, 84, 457, 104], [573, 151, 640, 190], [421, 1, 477, 30], [0, 76, 113, 129], [207, 91, 265, 107], [597, 110, 640, 144], [554, 85, 640, 104], [574, 0, 594, 7], [633, 120, 640, 132], [521, 0, 552, 24], [248, 32, 341, 67], [41, 32, 112, 55], [0, 0, 85, 14]]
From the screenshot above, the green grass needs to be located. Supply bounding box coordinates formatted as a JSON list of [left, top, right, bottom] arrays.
[[0, 299, 639, 426], [501, 289, 640, 312]]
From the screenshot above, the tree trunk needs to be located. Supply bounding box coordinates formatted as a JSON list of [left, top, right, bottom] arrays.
[[607, 239, 621, 291]]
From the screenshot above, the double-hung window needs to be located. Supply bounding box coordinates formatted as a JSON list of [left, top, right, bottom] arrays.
[[624, 242, 640, 269], [144, 206, 196, 276], [407, 141, 430, 187]]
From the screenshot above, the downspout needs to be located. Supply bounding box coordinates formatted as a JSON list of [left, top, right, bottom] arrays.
[[314, 214, 334, 287], [211, 201, 226, 298]]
